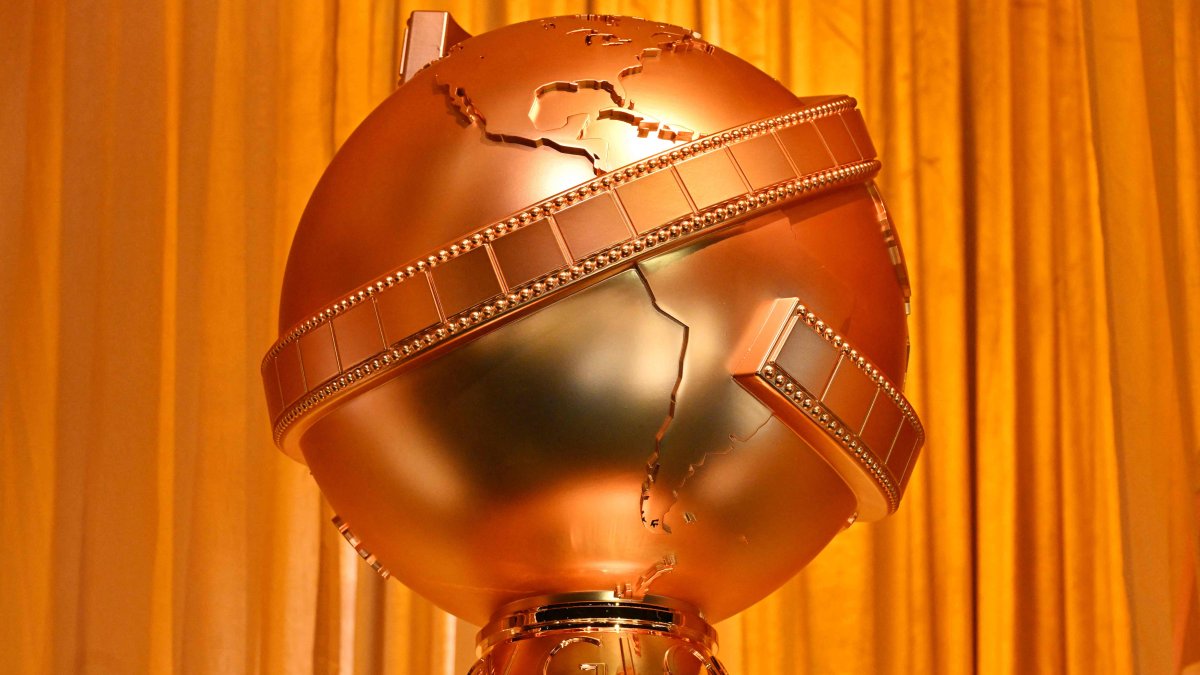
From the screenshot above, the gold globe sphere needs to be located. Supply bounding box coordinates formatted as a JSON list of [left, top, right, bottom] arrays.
[[261, 13, 923, 673]]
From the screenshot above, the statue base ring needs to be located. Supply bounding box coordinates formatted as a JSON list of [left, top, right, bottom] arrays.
[[471, 593, 728, 674]]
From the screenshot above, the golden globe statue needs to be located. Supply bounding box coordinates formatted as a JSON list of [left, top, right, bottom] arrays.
[[261, 12, 923, 673]]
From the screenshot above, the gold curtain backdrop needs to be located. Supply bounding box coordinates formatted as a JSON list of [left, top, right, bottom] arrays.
[[1, 0, 1197, 673]]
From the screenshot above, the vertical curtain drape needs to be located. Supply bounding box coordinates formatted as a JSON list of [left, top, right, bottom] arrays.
[[1, 0, 1196, 673]]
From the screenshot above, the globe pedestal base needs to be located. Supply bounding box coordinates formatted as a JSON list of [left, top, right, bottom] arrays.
[[470, 593, 728, 674]]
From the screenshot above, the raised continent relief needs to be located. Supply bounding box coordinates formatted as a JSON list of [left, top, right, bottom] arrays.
[[435, 16, 713, 173]]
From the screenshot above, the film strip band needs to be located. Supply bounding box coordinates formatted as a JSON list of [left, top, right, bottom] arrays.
[[264, 96, 886, 449], [734, 299, 924, 514], [332, 515, 391, 579]]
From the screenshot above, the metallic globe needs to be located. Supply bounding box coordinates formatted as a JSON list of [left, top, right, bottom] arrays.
[[262, 13, 923, 673]]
